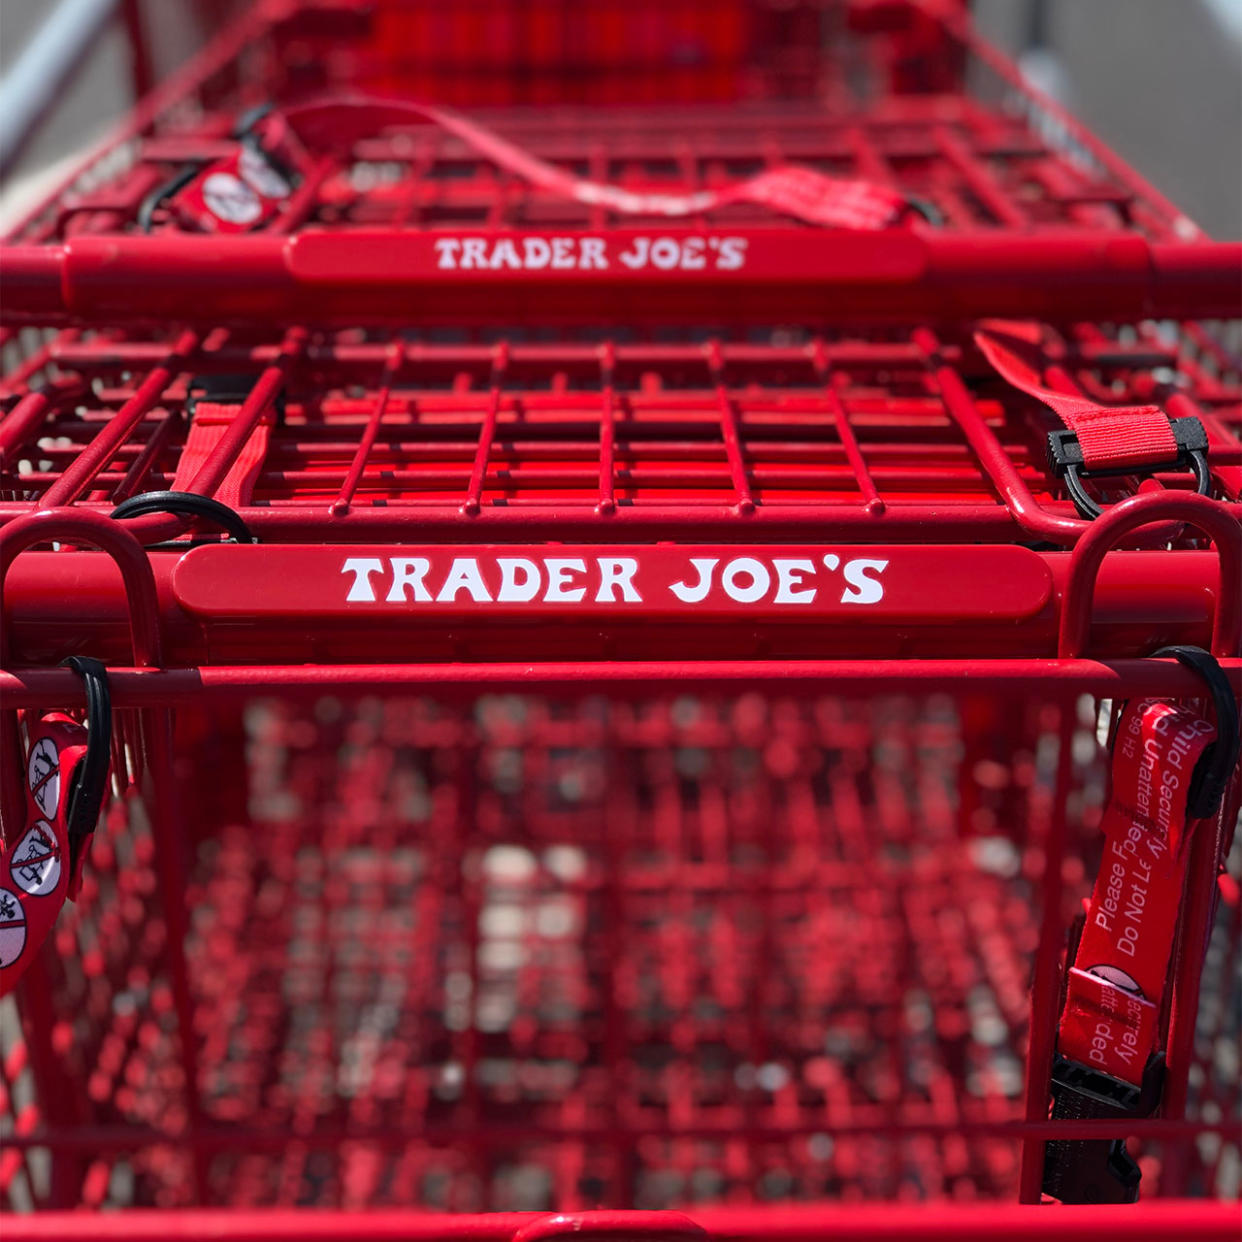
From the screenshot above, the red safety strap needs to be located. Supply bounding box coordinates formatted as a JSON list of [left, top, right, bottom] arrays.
[[171, 401, 274, 508], [1056, 697, 1216, 1085], [168, 143, 295, 235], [974, 320, 1177, 471], [0, 715, 94, 998], [276, 96, 912, 230]]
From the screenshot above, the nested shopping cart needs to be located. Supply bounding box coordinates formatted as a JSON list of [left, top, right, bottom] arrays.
[[1, 0, 1241, 1238]]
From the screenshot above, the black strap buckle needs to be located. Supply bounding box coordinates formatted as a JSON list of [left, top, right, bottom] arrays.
[[1047, 416, 1210, 520], [185, 373, 285, 420], [1042, 1053, 1163, 1204]]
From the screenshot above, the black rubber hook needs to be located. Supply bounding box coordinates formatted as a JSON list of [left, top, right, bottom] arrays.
[[110, 491, 256, 544], [1152, 644, 1241, 820], [60, 656, 111, 876]]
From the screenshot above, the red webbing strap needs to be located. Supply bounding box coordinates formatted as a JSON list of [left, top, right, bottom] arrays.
[[974, 321, 1177, 471], [170, 401, 273, 508], [1057, 698, 1216, 1085], [0, 716, 90, 998], [278, 97, 911, 230]]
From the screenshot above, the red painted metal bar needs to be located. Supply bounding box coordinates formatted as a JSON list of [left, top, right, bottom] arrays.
[[330, 341, 402, 516], [0, 508, 162, 667], [5, 233, 1239, 326], [3, 1201, 1241, 1241], [1158, 774, 1242, 1194], [597, 341, 617, 516], [34, 329, 198, 508], [0, 545, 1232, 666], [183, 326, 305, 498], [462, 342, 509, 517], [1017, 704, 1075, 1201], [2, 659, 1239, 710], [0, 378, 88, 465], [706, 339, 755, 514], [811, 338, 884, 514], [1057, 492, 1242, 658]]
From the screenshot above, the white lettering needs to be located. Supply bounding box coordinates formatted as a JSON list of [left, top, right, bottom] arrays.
[[579, 237, 608, 270], [490, 238, 522, 270], [716, 237, 746, 270], [342, 557, 386, 602], [545, 558, 587, 602], [523, 237, 551, 269], [722, 557, 770, 603], [436, 558, 491, 602], [433, 238, 461, 269], [460, 238, 488, 270], [670, 558, 718, 603], [386, 557, 431, 602], [650, 238, 680, 270], [680, 237, 706, 270], [840, 558, 888, 605], [618, 237, 649, 269], [497, 557, 541, 602], [595, 557, 641, 602], [550, 237, 575, 269], [773, 558, 817, 604]]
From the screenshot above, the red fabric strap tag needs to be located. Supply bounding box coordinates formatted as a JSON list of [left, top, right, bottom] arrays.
[[169, 145, 294, 234], [171, 401, 274, 508], [279, 97, 910, 230], [974, 321, 1178, 471], [1058, 699, 1216, 1084], [0, 715, 95, 998]]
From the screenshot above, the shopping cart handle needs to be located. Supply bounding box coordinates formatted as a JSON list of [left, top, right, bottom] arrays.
[[4, 233, 1240, 326]]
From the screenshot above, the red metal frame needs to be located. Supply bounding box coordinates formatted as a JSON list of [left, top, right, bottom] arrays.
[[4, 1203, 1242, 1240], [2, 322, 1238, 549], [1, 0, 1240, 1232], [1, 496, 1239, 1223]]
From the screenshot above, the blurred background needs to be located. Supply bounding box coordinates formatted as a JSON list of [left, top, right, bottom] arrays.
[[2, 0, 1240, 236]]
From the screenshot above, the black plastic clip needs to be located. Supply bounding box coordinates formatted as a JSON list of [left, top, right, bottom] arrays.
[[61, 656, 111, 880], [1047, 416, 1210, 520], [185, 373, 284, 421], [1042, 1053, 1164, 1205]]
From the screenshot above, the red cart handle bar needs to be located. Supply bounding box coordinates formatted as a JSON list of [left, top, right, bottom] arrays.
[[6, 230, 1239, 327], [1043, 644, 1240, 1203]]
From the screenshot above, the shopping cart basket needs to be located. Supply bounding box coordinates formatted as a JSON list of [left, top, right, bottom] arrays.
[[1, 0, 1241, 1237], [254, 0, 838, 107], [2, 317, 1240, 1229], [4, 0, 1241, 327]]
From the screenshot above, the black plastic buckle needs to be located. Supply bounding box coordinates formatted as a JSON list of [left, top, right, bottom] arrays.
[[1047, 416, 1210, 520], [1042, 1053, 1164, 1204], [185, 373, 285, 419]]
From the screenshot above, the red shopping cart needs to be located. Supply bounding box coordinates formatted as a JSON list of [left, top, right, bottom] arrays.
[[1, 1, 1240, 1238]]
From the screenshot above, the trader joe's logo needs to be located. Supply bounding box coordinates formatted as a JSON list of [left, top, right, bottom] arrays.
[[341, 552, 887, 607], [433, 235, 748, 272]]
